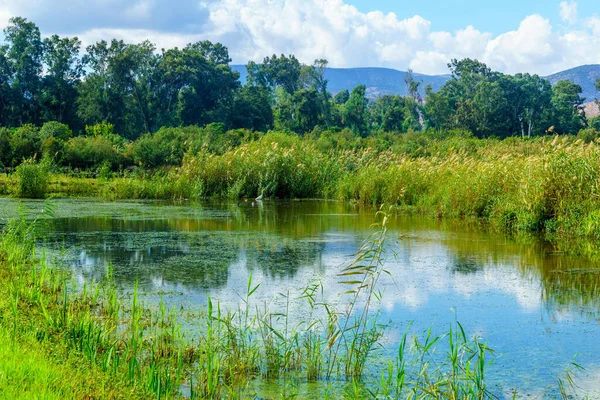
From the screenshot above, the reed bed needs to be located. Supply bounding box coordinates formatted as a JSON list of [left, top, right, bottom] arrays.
[[4, 133, 600, 242], [113, 134, 600, 241]]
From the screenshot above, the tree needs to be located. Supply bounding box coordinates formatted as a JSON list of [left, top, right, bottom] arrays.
[[77, 39, 133, 136], [227, 85, 273, 132], [292, 89, 321, 134], [247, 54, 301, 95], [158, 42, 240, 130], [3, 17, 44, 126], [306, 59, 332, 127], [404, 69, 424, 129], [0, 46, 14, 126], [343, 85, 369, 137], [41, 34, 84, 127], [551, 80, 585, 134], [334, 90, 349, 105], [511, 74, 552, 138]]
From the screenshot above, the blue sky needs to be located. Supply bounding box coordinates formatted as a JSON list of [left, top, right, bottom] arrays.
[[347, 0, 598, 35], [0, 0, 599, 75]]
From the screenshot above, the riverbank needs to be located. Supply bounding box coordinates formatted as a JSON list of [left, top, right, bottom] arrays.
[[3, 134, 600, 243]]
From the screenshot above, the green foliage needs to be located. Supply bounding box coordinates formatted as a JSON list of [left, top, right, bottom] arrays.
[[13, 158, 49, 198], [343, 85, 369, 137], [9, 124, 41, 165], [333, 89, 349, 105], [0, 16, 593, 141], [62, 135, 124, 170], [588, 116, 600, 130], [0, 127, 11, 168], [131, 126, 196, 168], [577, 128, 600, 143], [39, 121, 72, 142]]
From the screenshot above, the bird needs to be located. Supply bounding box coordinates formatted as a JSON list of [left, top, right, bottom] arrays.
[[255, 193, 263, 201]]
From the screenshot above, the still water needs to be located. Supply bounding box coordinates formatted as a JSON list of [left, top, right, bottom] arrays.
[[1, 198, 599, 398]]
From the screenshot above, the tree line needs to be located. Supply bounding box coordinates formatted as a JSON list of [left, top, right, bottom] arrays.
[[0, 17, 598, 162]]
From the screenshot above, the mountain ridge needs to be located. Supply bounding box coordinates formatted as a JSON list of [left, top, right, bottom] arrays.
[[232, 64, 600, 102]]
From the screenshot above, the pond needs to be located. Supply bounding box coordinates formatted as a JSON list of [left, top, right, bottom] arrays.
[[1, 198, 599, 398]]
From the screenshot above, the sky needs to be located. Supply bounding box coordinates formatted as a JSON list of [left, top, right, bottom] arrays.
[[0, 0, 599, 76]]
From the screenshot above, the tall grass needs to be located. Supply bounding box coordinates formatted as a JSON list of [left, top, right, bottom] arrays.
[[12, 158, 49, 199], [7, 133, 600, 243]]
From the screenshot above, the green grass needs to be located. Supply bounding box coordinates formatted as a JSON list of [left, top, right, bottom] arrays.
[[0, 326, 73, 400]]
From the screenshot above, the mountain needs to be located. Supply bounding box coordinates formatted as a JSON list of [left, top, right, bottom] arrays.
[[318, 68, 450, 98], [231, 65, 450, 98], [231, 64, 600, 101], [546, 65, 600, 102]]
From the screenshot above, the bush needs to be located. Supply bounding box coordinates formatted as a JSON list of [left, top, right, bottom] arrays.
[[39, 121, 73, 142], [9, 125, 41, 166], [62, 136, 125, 170], [0, 128, 11, 169], [130, 127, 190, 168], [13, 158, 49, 199]]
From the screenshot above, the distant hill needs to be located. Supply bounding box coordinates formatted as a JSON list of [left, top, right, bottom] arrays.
[[546, 65, 600, 102], [232, 65, 449, 98], [232, 64, 600, 101]]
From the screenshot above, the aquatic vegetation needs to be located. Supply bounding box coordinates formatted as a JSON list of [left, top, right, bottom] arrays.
[[12, 158, 50, 199], [0, 207, 514, 399]]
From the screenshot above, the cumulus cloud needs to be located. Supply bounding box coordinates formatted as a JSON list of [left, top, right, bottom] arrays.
[[559, 1, 578, 25], [0, 0, 600, 76], [0, 6, 12, 30]]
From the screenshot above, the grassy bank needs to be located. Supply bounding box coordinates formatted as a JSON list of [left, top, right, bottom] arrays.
[[4, 133, 600, 242], [0, 209, 504, 399]]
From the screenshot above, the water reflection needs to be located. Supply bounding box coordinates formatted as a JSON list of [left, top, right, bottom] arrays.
[[1, 198, 600, 396]]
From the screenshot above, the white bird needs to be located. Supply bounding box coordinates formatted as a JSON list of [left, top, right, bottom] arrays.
[[255, 193, 263, 201]]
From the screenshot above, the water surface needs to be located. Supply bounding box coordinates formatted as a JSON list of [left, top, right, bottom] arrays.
[[1, 198, 599, 398]]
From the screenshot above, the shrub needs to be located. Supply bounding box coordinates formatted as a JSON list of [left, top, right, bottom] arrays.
[[9, 124, 41, 166], [0, 127, 11, 169], [62, 136, 125, 170], [39, 121, 73, 142], [130, 128, 189, 168], [13, 158, 49, 199]]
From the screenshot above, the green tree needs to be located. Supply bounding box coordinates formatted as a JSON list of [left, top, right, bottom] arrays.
[[369, 95, 419, 132], [3, 17, 44, 126], [334, 90, 349, 105], [551, 80, 585, 134], [0, 46, 14, 126], [343, 85, 369, 137], [247, 54, 301, 95], [41, 34, 84, 127], [228, 85, 273, 132], [156, 42, 240, 130], [511, 74, 552, 137]]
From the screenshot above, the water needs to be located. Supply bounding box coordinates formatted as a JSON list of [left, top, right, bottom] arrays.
[[1, 198, 600, 398]]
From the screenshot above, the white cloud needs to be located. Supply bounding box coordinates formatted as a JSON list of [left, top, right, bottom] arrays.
[[1, 0, 600, 76], [559, 1, 578, 25], [585, 16, 600, 36], [483, 15, 556, 74], [0, 7, 12, 30]]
